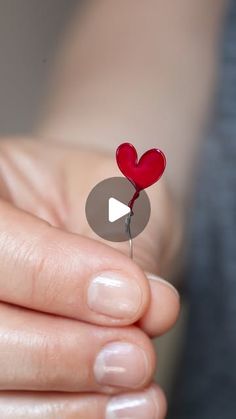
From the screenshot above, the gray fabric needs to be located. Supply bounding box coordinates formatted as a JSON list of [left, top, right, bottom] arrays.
[[169, 1, 236, 417]]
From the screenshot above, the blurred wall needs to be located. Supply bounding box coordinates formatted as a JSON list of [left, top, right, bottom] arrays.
[[0, 0, 77, 135]]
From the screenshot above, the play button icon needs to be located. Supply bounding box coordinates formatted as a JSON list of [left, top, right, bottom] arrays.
[[85, 177, 151, 242], [108, 197, 130, 222]]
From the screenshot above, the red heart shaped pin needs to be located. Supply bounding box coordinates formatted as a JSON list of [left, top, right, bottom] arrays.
[[116, 142, 166, 191]]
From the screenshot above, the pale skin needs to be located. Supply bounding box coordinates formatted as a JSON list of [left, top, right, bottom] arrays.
[[0, 1, 226, 418]]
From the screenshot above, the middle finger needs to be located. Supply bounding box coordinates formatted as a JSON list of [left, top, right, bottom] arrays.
[[0, 302, 155, 393]]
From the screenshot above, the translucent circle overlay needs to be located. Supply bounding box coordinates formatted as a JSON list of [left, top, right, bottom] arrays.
[[85, 177, 151, 242]]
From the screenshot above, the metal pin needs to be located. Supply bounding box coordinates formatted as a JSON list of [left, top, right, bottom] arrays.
[[125, 211, 133, 259]]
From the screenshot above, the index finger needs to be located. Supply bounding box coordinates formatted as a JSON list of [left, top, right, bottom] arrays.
[[0, 200, 150, 326]]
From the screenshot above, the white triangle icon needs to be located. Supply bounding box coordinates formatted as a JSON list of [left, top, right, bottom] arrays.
[[108, 197, 130, 223]]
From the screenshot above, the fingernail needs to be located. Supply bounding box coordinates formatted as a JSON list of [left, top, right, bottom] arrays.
[[94, 342, 149, 388], [146, 272, 179, 299], [87, 272, 142, 319], [106, 389, 159, 419]]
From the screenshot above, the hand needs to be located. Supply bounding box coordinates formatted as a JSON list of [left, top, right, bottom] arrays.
[[0, 137, 180, 418]]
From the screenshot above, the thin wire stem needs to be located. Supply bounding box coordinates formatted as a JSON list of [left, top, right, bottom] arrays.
[[125, 212, 133, 259]]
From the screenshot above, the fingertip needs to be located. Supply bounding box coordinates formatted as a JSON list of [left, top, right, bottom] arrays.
[[151, 384, 168, 418]]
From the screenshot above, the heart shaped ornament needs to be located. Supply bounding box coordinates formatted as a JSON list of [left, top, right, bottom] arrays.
[[116, 142, 166, 192]]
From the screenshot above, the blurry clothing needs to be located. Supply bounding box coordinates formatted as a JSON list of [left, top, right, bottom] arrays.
[[169, 0, 236, 418]]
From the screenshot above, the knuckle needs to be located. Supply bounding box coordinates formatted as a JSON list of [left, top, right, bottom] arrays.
[[34, 331, 90, 392], [24, 233, 63, 308], [34, 334, 69, 390]]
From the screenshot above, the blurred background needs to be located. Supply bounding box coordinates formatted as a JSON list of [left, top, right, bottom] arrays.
[[0, 0, 77, 134]]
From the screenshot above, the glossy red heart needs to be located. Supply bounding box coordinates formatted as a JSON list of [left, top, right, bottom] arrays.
[[116, 142, 166, 191]]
